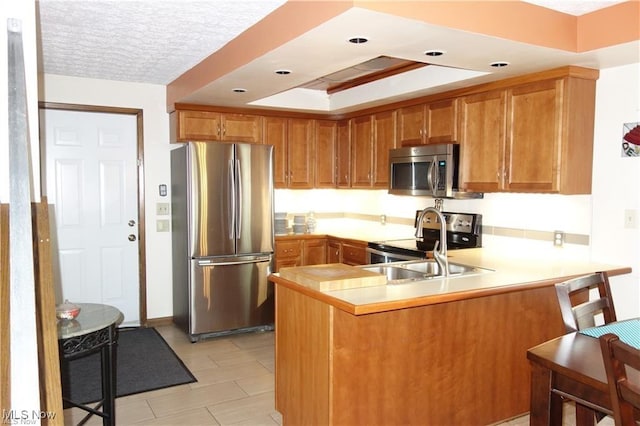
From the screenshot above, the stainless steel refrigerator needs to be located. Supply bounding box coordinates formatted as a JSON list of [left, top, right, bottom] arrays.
[[171, 142, 274, 341]]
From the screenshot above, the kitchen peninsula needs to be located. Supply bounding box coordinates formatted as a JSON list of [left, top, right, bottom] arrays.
[[269, 249, 631, 425]]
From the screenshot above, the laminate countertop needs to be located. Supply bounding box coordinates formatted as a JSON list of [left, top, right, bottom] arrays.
[[269, 247, 632, 315]]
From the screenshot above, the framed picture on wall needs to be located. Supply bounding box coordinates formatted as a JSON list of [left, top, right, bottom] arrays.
[[622, 122, 640, 157]]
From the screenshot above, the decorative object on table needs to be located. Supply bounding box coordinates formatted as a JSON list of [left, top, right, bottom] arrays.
[[61, 327, 196, 405], [56, 300, 81, 320], [622, 122, 640, 157]]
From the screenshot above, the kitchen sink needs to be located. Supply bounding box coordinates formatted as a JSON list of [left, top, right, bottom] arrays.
[[357, 265, 427, 282], [358, 260, 493, 284]]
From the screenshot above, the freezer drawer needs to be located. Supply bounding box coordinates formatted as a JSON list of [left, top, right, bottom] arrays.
[[189, 256, 274, 337]]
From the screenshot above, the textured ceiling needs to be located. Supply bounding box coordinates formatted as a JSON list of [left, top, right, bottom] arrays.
[[36, 0, 287, 84], [37, 0, 623, 86], [36, 0, 637, 113]]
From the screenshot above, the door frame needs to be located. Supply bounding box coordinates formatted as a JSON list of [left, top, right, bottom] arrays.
[[38, 102, 147, 325]]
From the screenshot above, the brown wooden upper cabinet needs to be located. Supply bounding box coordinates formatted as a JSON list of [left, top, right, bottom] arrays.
[[172, 67, 597, 194], [459, 75, 596, 194], [336, 120, 351, 188], [458, 90, 507, 192], [351, 115, 374, 188], [315, 120, 337, 188], [397, 99, 457, 146], [266, 117, 315, 189], [350, 111, 397, 188], [174, 110, 263, 143]]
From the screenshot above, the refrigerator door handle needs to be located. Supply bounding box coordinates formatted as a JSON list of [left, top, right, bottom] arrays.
[[197, 256, 271, 267], [228, 159, 236, 240], [235, 159, 242, 239]]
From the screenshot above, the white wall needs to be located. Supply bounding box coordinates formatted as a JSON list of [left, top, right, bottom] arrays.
[[591, 63, 640, 320], [39, 74, 173, 319]]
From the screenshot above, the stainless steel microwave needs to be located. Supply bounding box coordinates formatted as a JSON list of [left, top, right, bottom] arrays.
[[388, 144, 483, 199]]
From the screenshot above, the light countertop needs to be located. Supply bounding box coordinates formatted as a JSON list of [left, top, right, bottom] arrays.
[[270, 247, 632, 315]]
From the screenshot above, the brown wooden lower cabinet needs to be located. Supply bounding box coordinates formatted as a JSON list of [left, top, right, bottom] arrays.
[[275, 236, 367, 271], [302, 238, 327, 266], [274, 282, 567, 425], [327, 239, 341, 263], [341, 240, 367, 265], [274, 239, 302, 271]]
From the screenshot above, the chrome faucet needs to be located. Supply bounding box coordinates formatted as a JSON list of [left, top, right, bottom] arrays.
[[415, 206, 449, 276]]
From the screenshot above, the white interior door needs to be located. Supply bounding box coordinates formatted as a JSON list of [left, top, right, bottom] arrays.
[[40, 109, 140, 325]]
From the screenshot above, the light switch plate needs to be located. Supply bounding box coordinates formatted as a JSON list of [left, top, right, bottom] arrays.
[[156, 203, 170, 215], [624, 209, 638, 229]]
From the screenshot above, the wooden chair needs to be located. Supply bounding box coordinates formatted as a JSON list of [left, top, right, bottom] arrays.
[[554, 271, 617, 423], [599, 333, 640, 425], [554, 271, 617, 333]]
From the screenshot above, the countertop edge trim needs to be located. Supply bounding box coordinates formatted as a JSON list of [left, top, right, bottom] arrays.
[[270, 266, 632, 316]]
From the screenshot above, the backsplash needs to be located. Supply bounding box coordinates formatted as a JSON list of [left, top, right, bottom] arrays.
[[275, 188, 592, 248]]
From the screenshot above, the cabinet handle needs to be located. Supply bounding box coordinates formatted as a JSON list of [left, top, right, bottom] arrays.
[[222, 126, 226, 136]]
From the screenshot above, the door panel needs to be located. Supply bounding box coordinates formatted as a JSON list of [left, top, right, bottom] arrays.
[[188, 142, 234, 257], [236, 143, 274, 255], [189, 258, 274, 335], [40, 109, 140, 325]]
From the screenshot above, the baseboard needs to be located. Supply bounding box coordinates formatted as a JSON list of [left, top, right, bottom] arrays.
[[145, 316, 174, 327]]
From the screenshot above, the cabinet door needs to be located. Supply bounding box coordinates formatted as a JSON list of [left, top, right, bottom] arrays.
[[315, 120, 337, 188], [327, 239, 341, 263], [303, 239, 327, 266], [397, 104, 425, 146], [288, 119, 315, 189], [177, 110, 222, 141], [506, 79, 561, 192], [372, 110, 396, 188], [275, 239, 302, 272], [336, 120, 351, 188], [459, 90, 507, 192], [351, 116, 373, 188], [426, 99, 457, 144], [341, 241, 367, 265], [264, 117, 288, 188], [221, 114, 263, 143]]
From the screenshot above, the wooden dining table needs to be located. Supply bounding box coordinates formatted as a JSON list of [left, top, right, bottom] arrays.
[[527, 319, 640, 426]]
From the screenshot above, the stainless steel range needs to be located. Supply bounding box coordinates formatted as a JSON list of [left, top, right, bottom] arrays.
[[367, 211, 482, 264]]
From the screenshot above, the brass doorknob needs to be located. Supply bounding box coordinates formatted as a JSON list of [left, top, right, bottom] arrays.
[[128, 234, 137, 241]]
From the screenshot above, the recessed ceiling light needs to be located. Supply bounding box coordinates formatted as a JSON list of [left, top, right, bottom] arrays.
[[490, 61, 510, 68], [232, 88, 246, 93], [348, 37, 368, 44], [424, 50, 445, 57], [275, 69, 291, 75]]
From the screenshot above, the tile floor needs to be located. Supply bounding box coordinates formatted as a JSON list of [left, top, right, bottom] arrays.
[[64, 324, 615, 425]]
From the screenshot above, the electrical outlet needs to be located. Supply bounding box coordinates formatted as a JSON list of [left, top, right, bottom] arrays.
[[380, 214, 387, 225], [156, 219, 170, 232], [553, 230, 564, 247], [624, 209, 638, 229], [156, 202, 170, 216]]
